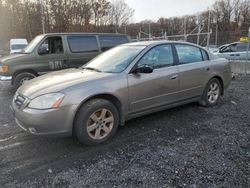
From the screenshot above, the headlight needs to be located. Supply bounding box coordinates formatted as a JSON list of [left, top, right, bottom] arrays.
[[0, 65, 9, 73], [28, 93, 65, 110]]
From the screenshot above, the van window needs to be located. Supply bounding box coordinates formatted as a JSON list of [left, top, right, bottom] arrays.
[[11, 44, 27, 50], [99, 36, 128, 51], [38, 37, 63, 54], [67, 36, 99, 53], [24, 35, 44, 53], [175, 44, 203, 64]]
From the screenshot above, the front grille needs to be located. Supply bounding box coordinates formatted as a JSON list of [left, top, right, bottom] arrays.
[[14, 93, 27, 108]]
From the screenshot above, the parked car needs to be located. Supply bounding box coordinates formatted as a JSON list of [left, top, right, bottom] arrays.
[[214, 41, 250, 60], [10, 38, 28, 54], [206, 45, 219, 54], [0, 33, 130, 89], [11, 41, 232, 145]]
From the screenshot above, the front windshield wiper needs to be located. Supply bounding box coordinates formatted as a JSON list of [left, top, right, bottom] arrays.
[[81, 67, 102, 72]]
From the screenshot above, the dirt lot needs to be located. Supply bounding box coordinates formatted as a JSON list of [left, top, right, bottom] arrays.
[[0, 75, 249, 188]]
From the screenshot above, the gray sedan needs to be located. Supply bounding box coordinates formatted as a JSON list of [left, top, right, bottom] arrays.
[[11, 41, 232, 145]]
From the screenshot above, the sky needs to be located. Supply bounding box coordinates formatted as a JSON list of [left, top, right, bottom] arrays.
[[125, 0, 217, 22]]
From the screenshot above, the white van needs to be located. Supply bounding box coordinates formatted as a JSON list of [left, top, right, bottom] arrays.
[[10, 38, 28, 54]]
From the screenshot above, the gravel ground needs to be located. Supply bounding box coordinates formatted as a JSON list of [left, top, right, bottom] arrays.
[[0, 75, 249, 188]]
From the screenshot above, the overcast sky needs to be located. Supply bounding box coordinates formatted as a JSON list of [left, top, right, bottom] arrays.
[[125, 0, 217, 22]]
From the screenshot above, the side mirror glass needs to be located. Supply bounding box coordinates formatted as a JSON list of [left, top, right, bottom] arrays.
[[38, 46, 49, 55], [133, 65, 153, 74]]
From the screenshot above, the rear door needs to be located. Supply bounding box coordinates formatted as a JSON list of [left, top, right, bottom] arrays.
[[234, 42, 249, 60], [174, 44, 211, 100], [36, 36, 68, 74], [67, 35, 101, 68], [128, 44, 179, 114]]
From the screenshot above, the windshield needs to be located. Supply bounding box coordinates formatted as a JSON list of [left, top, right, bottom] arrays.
[[22, 35, 44, 53], [84, 46, 145, 73], [11, 44, 27, 50]]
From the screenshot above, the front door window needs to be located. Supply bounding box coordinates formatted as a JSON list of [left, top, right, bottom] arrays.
[[38, 37, 64, 55]]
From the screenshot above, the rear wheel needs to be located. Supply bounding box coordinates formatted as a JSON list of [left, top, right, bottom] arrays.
[[74, 99, 119, 145], [13, 72, 36, 90], [199, 78, 222, 107]]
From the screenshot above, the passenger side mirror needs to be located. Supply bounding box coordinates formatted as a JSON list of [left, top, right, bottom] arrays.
[[38, 46, 49, 55], [132, 65, 153, 74]]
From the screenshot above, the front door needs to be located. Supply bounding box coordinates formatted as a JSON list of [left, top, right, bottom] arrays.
[[36, 36, 68, 74], [128, 44, 179, 114]]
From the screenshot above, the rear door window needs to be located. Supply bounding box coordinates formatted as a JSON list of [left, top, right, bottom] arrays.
[[175, 44, 203, 64], [67, 36, 99, 53], [99, 36, 128, 51], [236, 43, 248, 52]]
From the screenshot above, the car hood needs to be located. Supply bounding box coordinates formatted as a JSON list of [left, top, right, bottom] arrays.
[[17, 68, 114, 99], [0, 53, 28, 63]]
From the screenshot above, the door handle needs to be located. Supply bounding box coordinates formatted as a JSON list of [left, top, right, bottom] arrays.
[[230, 54, 235, 56], [170, 75, 178, 80], [206, 67, 210, 71], [235, 54, 240, 56]]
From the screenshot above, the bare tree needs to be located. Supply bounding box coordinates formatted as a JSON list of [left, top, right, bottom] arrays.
[[109, 0, 134, 31]]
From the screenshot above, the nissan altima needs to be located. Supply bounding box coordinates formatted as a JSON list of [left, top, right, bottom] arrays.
[[11, 41, 232, 145]]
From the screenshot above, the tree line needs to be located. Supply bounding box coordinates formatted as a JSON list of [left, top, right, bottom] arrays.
[[0, 0, 250, 49], [0, 0, 134, 47]]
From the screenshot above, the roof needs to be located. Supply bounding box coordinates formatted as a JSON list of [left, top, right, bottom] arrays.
[[42, 32, 128, 36], [10, 38, 28, 44], [123, 40, 203, 48]]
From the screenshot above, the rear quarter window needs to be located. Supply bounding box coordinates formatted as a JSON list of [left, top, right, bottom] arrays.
[[201, 49, 209, 61], [99, 36, 129, 51], [67, 36, 99, 53]]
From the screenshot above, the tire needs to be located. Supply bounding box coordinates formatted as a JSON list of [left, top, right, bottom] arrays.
[[74, 99, 119, 145], [13, 72, 36, 90], [199, 78, 222, 107]]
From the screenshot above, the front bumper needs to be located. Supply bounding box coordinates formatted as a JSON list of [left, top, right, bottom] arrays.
[[0, 76, 12, 87], [11, 99, 78, 136], [0, 76, 12, 81]]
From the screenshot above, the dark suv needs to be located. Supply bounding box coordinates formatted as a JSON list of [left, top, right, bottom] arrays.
[[0, 33, 130, 89]]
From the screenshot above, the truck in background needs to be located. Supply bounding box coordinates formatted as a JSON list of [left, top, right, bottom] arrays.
[[10, 38, 28, 54], [0, 33, 130, 89]]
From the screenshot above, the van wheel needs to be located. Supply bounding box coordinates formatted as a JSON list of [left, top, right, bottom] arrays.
[[199, 78, 222, 107], [13, 72, 36, 90], [74, 99, 119, 145]]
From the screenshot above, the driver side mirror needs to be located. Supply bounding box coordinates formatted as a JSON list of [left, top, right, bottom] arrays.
[[38, 46, 49, 55], [132, 65, 153, 74]]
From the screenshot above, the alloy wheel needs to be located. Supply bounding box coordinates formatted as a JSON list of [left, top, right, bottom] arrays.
[[86, 108, 114, 140], [207, 82, 220, 104]]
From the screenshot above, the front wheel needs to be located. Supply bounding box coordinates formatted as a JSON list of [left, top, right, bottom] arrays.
[[13, 72, 36, 90], [199, 78, 222, 107], [74, 99, 119, 145]]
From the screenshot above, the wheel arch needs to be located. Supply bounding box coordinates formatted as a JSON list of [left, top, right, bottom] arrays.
[[73, 93, 124, 132], [211, 75, 224, 95], [12, 69, 38, 84]]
